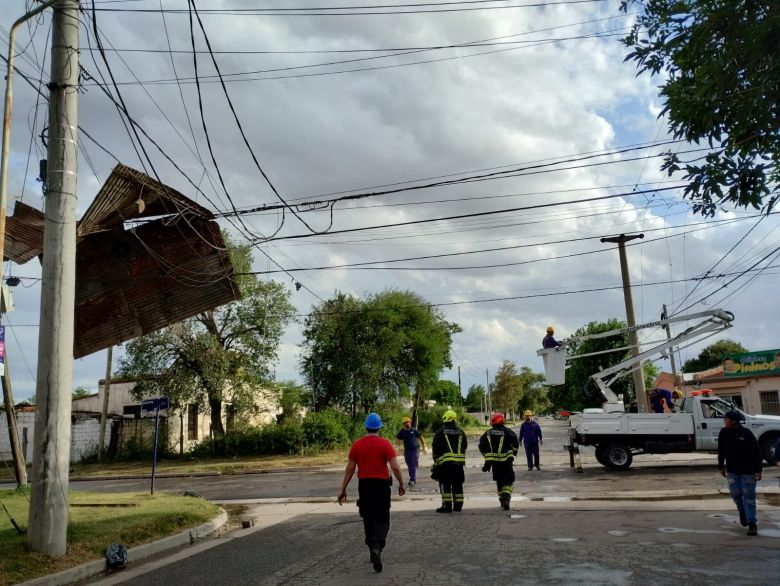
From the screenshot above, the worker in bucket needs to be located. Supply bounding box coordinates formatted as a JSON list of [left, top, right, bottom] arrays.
[[519, 410, 543, 470], [431, 410, 467, 513], [479, 412, 519, 510], [542, 325, 561, 348]]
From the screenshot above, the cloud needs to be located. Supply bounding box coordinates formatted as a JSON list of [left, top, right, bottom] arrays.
[[3, 0, 779, 403]]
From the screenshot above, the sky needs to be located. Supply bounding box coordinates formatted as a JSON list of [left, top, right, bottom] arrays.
[[2, 0, 778, 404]]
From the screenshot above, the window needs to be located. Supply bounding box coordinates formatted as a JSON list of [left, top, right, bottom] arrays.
[[718, 394, 743, 409], [187, 405, 199, 440], [759, 391, 780, 416], [700, 398, 734, 419]]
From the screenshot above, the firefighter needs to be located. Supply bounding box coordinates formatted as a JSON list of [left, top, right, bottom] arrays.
[[479, 412, 519, 510], [432, 409, 467, 513]]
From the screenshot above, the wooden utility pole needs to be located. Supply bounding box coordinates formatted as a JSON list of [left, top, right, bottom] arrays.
[[97, 347, 113, 462], [601, 233, 647, 412], [28, 0, 80, 556], [2, 356, 26, 486], [661, 304, 679, 385]]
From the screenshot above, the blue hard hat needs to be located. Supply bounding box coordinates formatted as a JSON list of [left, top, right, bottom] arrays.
[[365, 412, 383, 430]]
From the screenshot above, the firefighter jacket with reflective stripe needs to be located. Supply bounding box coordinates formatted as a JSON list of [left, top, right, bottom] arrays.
[[432, 423, 467, 466], [479, 425, 519, 463]]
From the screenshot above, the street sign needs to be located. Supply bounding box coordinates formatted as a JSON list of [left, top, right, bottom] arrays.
[[141, 397, 169, 413]]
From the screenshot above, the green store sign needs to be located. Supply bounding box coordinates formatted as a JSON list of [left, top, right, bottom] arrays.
[[723, 349, 780, 377]]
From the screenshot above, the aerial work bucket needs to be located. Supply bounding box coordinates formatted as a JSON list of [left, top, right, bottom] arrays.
[[537, 347, 566, 385]]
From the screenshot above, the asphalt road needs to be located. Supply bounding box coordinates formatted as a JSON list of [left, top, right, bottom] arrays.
[[63, 419, 732, 501], [88, 507, 780, 586]]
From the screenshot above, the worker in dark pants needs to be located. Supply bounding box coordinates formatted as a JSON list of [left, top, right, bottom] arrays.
[[338, 413, 405, 572], [519, 410, 543, 470], [432, 410, 467, 513], [718, 410, 763, 536], [479, 412, 519, 510]]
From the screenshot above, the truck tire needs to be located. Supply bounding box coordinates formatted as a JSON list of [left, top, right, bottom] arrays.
[[604, 442, 633, 471], [759, 433, 780, 464], [595, 445, 609, 467]]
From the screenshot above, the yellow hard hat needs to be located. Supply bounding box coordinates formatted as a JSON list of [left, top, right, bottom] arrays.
[[442, 409, 457, 422], [524, 410, 534, 417], [401, 416, 412, 423], [546, 326, 554, 333]]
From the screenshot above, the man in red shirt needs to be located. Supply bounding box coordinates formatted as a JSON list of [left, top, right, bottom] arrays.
[[338, 412, 405, 573]]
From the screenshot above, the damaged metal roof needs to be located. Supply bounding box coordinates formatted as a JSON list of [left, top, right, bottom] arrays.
[[4, 164, 240, 358]]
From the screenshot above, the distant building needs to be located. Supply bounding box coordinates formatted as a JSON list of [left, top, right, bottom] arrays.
[[655, 348, 780, 415]]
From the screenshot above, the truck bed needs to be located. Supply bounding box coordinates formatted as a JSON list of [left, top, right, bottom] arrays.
[[570, 412, 694, 436]]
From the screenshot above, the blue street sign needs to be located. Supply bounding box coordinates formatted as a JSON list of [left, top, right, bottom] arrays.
[[141, 397, 169, 413]]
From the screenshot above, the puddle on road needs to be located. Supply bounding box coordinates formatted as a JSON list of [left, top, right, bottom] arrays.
[[510, 514, 527, 519], [550, 537, 579, 542], [606, 530, 629, 537], [222, 504, 250, 530]]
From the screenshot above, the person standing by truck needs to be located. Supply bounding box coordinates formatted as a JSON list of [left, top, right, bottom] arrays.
[[479, 412, 519, 510], [519, 410, 543, 470], [718, 410, 763, 536]]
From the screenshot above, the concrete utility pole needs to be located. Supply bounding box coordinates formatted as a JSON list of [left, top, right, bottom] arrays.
[[0, 0, 58, 493], [28, 0, 80, 556], [97, 346, 113, 462], [601, 233, 647, 412], [457, 366, 462, 407], [661, 304, 679, 383]]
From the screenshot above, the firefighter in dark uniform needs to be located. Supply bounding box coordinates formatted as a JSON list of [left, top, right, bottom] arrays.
[[432, 409, 467, 513], [479, 412, 519, 510]]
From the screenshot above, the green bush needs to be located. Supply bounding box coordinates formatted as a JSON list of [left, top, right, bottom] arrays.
[[302, 410, 350, 450]]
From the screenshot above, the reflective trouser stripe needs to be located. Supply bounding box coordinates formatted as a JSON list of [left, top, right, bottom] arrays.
[[499, 485, 513, 495], [442, 493, 453, 503], [454, 494, 464, 502]]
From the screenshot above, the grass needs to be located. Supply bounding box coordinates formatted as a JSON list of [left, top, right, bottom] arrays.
[[0, 487, 220, 586]]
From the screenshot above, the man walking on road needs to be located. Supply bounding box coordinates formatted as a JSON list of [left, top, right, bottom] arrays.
[[479, 412, 519, 510], [432, 410, 467, 513], [396, 416, 427, 488], [338, 413, 406, 572], [718, 410, 763, 536], [519, 410, 543, 471]]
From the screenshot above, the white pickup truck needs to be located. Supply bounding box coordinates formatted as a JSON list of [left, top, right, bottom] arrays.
[[569, 392, 780, 470]]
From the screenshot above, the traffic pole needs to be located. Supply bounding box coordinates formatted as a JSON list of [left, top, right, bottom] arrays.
[[28, 0, 80, 556]]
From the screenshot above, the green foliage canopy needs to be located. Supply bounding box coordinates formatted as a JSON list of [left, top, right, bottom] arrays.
[[621, 1, 780, 216], [682, 339, 748, 373], [299, 289, 460, 415]]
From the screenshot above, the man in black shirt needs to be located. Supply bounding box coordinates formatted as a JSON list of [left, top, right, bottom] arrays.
[[718, 410, 763, 535]]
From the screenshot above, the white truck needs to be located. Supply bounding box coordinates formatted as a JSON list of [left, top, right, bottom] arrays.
[[538, 308, 780, 470]]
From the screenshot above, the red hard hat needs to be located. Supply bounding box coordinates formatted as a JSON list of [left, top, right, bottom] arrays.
[[490, 412, 505, 425]]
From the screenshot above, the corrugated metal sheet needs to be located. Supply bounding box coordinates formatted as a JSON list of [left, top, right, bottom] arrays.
[[3, 164, 240, 358], [4, 201, 44, 264]]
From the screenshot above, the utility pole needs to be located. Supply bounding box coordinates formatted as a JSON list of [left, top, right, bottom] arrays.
[[485, 369, 492, 413], [457, 366, 462, 407], [661, 304, 679, 385], [28, 0, 80, 556], [601, 233, 647, 412], [97, 346, 112, 462], [1, 0, 58, 493]]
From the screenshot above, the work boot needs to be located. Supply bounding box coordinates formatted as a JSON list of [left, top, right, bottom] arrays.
[[500, 496, 510, 511], [747, 523, 758, 536], [453, 504, 463, 512], [370, 547, 383, 572], [535, 465, 541, 471], [738, 509, 748, 527], [436, 504, 452, 513]]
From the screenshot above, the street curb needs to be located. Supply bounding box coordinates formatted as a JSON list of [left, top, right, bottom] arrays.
[[18, 509, 228, 586], [68, 464, 341, 483]]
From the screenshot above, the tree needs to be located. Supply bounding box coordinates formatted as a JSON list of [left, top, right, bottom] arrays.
[[682, 339, 748, 373], [430, 379, 461, 407], [300, 289, 460, 417], [515, 366, 548, 416], [464, 384, 486, 412], [274, 380, 308, 424], [547, 319, 632, 412], [118, 239, 296, 436], [72, 387, 91, 400], [621, 1, 780, 216], [492, 360, 523, 416]]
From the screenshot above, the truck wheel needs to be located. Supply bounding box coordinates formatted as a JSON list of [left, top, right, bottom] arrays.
[[759, 434, 780, 464], [595, 445, 609, 467], [605, 443, 633, 471]]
